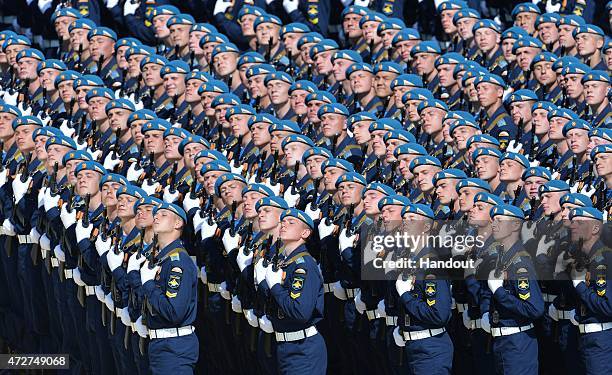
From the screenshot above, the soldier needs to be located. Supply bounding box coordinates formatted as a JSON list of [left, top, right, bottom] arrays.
[[574, 24, 606, 70], [166, 14, 195, 63], [582, 70, 611, 128]]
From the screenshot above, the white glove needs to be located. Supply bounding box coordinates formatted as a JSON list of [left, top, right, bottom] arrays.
[[332, 281, 347, 300], [214, 0, 232, 15], [89, 149, 102, 162], [37, 0, 53, 13], [506, 140, 523, 154], [481, 312, 491, 333], [521, 221, 537, 243], [1, 219, 15, 236], [2, 90, 18, 106], [236, 248, 253, 272], [29, 227, 41, 243], [105, 0, 119, 8], [338, 228, 356, 253], [40, 234, 51, 250], [135, 316, 148, 338], [12, 175, 30, 202], [200, 222, 218, 240], [95, 236, 112, 256], [76, 140, 88, 151], [258, 315, 274, 333], [254, 259, 267, 285], [462, 308, 471, 329], [283, 189, 300, 207], [103, 154, 122, 171], [119, 307, 131, 327], [59, 120, 75, 138], [571, 267, 586, 287], [569, 309, 579, 326], [53, 245, 65, 262], [488, 270, 504, 293], [219, 281, 231, 300], [104, 293, 114, 311], [182, 193, 200, 212], [464, 258, 483, 278], [163, 186, 180, 203], [554, 252, 573, 275], [106, 249, 124, 272], [231, 295, 242, 313], [40, 116, 51, 126], [244, 309, 259, 327], [437, 223, 456, 240], [376, 299, 387, 318], [304, 205, 321, 221], [222, 230, 240, 253], [569, 182, 580, 194], [192, 212, 207, 233], [140, 261, 160, 284], [126, 162, 143, 182], [536, 235, 555, 257], [17, 103, 32, 116], [263, 181, 281, 196], [127, 253, 146, 273], [200, 266, 207, 284], [317, 220, 335, 239], [37, 187, 45, 208], [0, 169, 7, 187], [75, 222, 93, 244], [142, 180, 160, 196], [95, 285, 105, 302], [60, 205, 77, 228], [396, 275, 414, 297], [123, 0, 140, 15], [392, 327, 405, 347], [230, 164, 243, 175], [354, 290, 366, 314], [579, 185, 596, 198], [73, 268, 86, 286], [265, 265, 283, 288], [548, 303, 559, 322], [283, 0, 299, 13], [44, 191, 60, 212], [529, 160, 540, 167]]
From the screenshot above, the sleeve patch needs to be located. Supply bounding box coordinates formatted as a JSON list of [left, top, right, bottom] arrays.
[[517, 278, 529, 291], [166, 291, 177, 298], [168, 273, 182, 290], [425, 282, 436, 297]]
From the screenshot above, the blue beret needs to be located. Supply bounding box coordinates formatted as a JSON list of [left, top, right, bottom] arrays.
[[128, 109, 157, 125], [37, 59, 66, 75], [16, 48, 45, 62], [522, 166, 552, 180], [437, 0, 467, 13], [73, 74, 104, 88], [281, 22, 310, 36], [548, 107, 578, 120], [402, 204, 435, 219], [105, 98, 135, 113], [346, 62, 374, 77], [317, 103, 349, 117], [490, 204, 525, 220], [200, 160, 231, 175], [471, 147, 502, 162], [581, 70, 610, 84], [369, 118, 402, 132], [68, 19, 96, 32], [134, 196, 163, 214], [466, 134, 500, 148], [214, 173, 247, 195], [511, 2, 541, 18], [289, 80, 318, 94], [374, 61, 403, 75], [391, 74, 423, 89], [54, 70, 81, 87], [562, 119, 591, 137], [62, 150, 92, 166], [281, 208, 314, 229], [409, 155, 442, 172], [88, 27, 117, 41], [384, 129, 416, 144], [237, 5, 265, 20], [100, 173, 129, 187], [296, 32, 324, 49], [433, 168, 467, 185], [392, 28, 421, 45], [378, 194, 411, 210], [141, 119, 171, 133], [45, 135, 77, 150], [0, 104, 20, 117], [199, 32, 229, 47], [85, 87, 114, 102], [309, 39, 339, 58], [115, 37, 140, 50], [456, 178, 491, 192], [569, 207, 603, 221], [116, 184, 146, 199], [225, 104, 256, 120], [237, 52, 266, 67], [531, 52, 558, 67], [500, 152, 530, 169], [453, 8, 480, 23], [394, 143, 427, 157], [256, 196, 289, 211], [74, 161, 106, 177], [140, 54, 169, 68], [434, 52, 465, 68], [472, 19, 502, 34], [449, 119, 480, 134], [341, 6, 369, 18], [589, 128, 612, 142], [331, 50, 363, 64], [363, 182, 395, 197], [560, 193, 593, 208], [211, 43, 240, 59], [163, 127, 191, 139], [474, 192, 504, 206], [245, 63, 276, 78], [410, 41, 442, 57], [358, 11, 386, 27], [160, 60, 190, 77], [305, 91, 336, 104], [154, 202, 187, 223], [378, 18, 406, 33], [210, 93, 241, 108], [506, 89, 538, 104], [254, 14, 283, 29], [417, 99, 448, 113], [282, 134, 314, 149], [125, 45, 154, 59], [150, 5, 180, 19], [474, 73, 507, 89], [531, 101, 556, 112], [264, 71, 294, 85], [185, 71, 211, 82], [591, 144, 612, 159], [535, 13, 560, 27], [242, 183, 274, 197], [557, 15, 585, 27], [501, 26, 529, 41], [191, 23, 217, 34], [573, 24, 605, 38], [52, 7, 81, 21], [166, 14, 195, 27], [302, 147, 333, 163], [268, 120, 301, 134], [32, 126, 61, 140], [12, 115, 42, 130], [178, 135, 210, 155], [402, 88, 434, 103], [321, 158, 354, 173], [512, 36, 543, 54], [540, 180, 570, 193], [198, 79, 229, 95], [335, 172, 367, 187], [247, 113, 277, 128]]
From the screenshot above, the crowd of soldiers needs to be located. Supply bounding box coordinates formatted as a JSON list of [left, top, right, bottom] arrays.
[[0, 0, 610, 374]]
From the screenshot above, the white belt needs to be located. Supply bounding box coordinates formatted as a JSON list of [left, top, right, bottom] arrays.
[[41, 249, 48, 259], [345, 288, 357, 298], [208, 283, 222, 293], [467, 319, 482, 330], [85, 286, 96, 296], [542, 293, 557, 303], [115, 307, 123, 316], [0, 16, 16, 24], [64, 269, 73, 279], [51, 257, 59, 267], [456, 303, 468, 313], [555, 310, 575, 320], [385, 316, 397, 326], [18, 235, 34, 244], [323, 283, 334, 293], [579, 322, 612, 334], [491, 324, 534, 337], [402, 328, 446, 341], [131, 322, 137, 333], [275, 326, 318, 342], [366, 310, 383, 321], [148, 325, 195, 339]]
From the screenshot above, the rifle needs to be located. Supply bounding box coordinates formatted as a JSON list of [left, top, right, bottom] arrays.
[[307, 64, 313, 81], [345, 203, 355, 235], [97, 54, 105, 78], [173, 45, 180, 61], [49, 162, 59, 196], [368, 40, 375, 64], [255, 150, 267, 182], [41, 87, 48, 118], [568, 155, 578, 186], [99, 208, 109, 241], [271, 238, 282, 272], [205, 196, 215, 224], [287, 50, 293, 76], [189, 169, 198, 200], [240, 222, 253, 255], [330, 134, 338, 156], [168, 161, 178, 194], [569, 238, 587, 272], [67, 97, 76, 127], [189, 51, 195, 69], [170, 95, 179, 124], [77, 114, 87, 144], [512, 185, 523, 207], [119, 68, 127, 97], [147, 233, 160, 269], [185, 108, 193, 132], [75, 43, 84, 72], [82, 193, 91, 227], [145, 152, 155, 184], [528, 197, 537, 220], [514, 118, 523, 145], [385, 160, 398, 186], [135, 73, 142, 103], [493, 244, 505, 278], [430, 192, 437, 209], [112, 128, 121, 160], [66, 185, 75, 213], [528, 122, 536, 161], [266, 37, 273, 64], [109, 230, 122, 335], [215, 121, 223, 151], [229, 201, 237, 236], [21, 78, 30, 107], [290, 161, 300, 194], [270, 150, 280, 185], [338, 85, 345, 104], [233, 136, 243, 168], [595, 180, 605, 211]]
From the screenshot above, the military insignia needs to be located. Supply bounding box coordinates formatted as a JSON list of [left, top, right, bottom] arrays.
[[382, 3, 393, 15], [425, 282, 436, 297], [426, 298, 436, 306], [596, 273, 606, 296], [166, 290, 177, 298], [517, 276, 530, 300], [168, 273, 181, 290], [290, 275, 304, 299], [171, 266, 182, 274]]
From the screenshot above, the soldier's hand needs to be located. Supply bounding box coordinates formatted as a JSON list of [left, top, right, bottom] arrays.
[[506, 140, 523, 154], [331, 281, 348, 300], [59, 120, 75, 138], [0, 169, 8, 187], [127, 253, 146, 273], [236, 248, 253, 272], [12, 174, 30, 202], [1, 219, 15, 236], [254, 260, 267, 285], [182, 193, 199, 213], [536, 235, 554, 257], [104, 293, 114, 312], [107, 249, 124, 272], [304, 205, 321, 222], [569, 309, 579, 326], [140, 261, 160, 284], [579, 184, 596, 198], [392, 327, 405, 347], [244, 309, 258, 327], [39, 233, 51, 250], [219, 281, 231, 300], [192, 212, 207, 233], [338, 228, 356, 253], [258, 315, 274, 333], [43, 190, 61, 212], [354, 290, 366, 314], [142, 180, 160, 196], [571, 267, 586, 287], [126, 162, 142, 182], [376, 299, 387, 318], [222, 230, 240, 252], [123, 0, 140, 15], [29, 227, 41, 243], [283, 0, 299, 13], [73, 268, 86, 286], [94, 235, 112, 256], [95, 286, 105, 302], [104, 0, 119, 9], [75, 221, 93, 244], [53, 245, 65, 262], [119, 307, 131, 327], [317, 219, 335, 240], [487, 270, 504, 293], [462, 309, 471, 330], [481, 312, 491, 333], [521, 221, 538, 243], [135, 316, 148, 338], [265, 266, 283, 288], [213, 0, 232, 15], [200, 222, 218, 240], [283, 189, 300, 207], [163, 186, 180, 203], [548, 303, 559, 322], [2, 90, 18, 106], [231, 295, 242, 313], [395, 274, 414, 296], [199, 266, 207, 284], [103, 154, 122, 171], [60, 205, 77, 228]]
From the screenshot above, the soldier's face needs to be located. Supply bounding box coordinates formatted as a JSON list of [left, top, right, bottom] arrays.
[[440, 10, 459, 35], [569, 217, 601, 243], [0, 113, 15, 140], [524, 176, 547, 199], [247, 74, 267, 99], [229, 114, 250, 138], [116, 46, 129, 69], [436, 64, 456, 88], [300, 43, 315, 64], [283, 142, 309, 168], [130, 120, 145, 145], [306, 100, 324, 123], [142, 63, 163, 87], [204, 171, 223, 194], [58, 80, 76, 104], [202, 42, 220, 63], [606, 49, 612, 71], [88, 97, 110, 121], [65, 159, 81, 185], [363, 190, 384, 215], [533, 62, 556, 86], [69, 29, 89, 52], [558, 25, 577, 48], [250, 122, 271, 147], [153, 15, 172, 39], [510, 101, 534, 125], [469, 202, 493, 226], [576, 33, 603, 57], [392, 86, 411, 108], [491, 217, 521, 241], [189, 31, 206, 55], [34, 135, 49, 161], [46, 145, 71, 169], [458, 187, 480, 212], [136, 204, 155, 229], [343, 14, 363, 39], [548, 117, 568, 140], [170, 24, 190, 48], [540, 192, 564, 215], [370, 130, 386, 157], [164, 73, 186, 97], [219, 181, 245, 205], [499, 159, 524, 182], [338, 182, 364, 206], [258, 206, 282, 232], [270, 131, 290, 154], [77, 171, 101, 196], [283, 32, 301, 56], [201, 92, 220, 116], [214, 104, 231, 128], [214, 52, 238, 78], [453, 126, 479, 150], [164, 135, 182, 160], [352, 121, 372, 145], [385, 139, 404, 163], [456, 18, 477, 40], [314, 51, 334, 75], [413, 165, 439, 193], [39, 68, 62, 91], [421, 107, 445, 135], [240, 15, 257, 37], [144, 130, 165, 155], [381, 30, 399, 49], [323, 167, 342, 191], [185, 79, 204, 103], [183, 143, 205, 169], [514, 12, 537, 35], [404, 100, 421, 122], [267, 81, 290, 105], [255, 24, 279, 46], [474, 155, 500, 181], [101, 182, 122, 207], [89, 36, 114, 62], [398, 154, 416, 180], [584, 81, 609, 106], [475, 28, 499, 54], [127, 54, 144, 77], [108, 108, 131, 133], [54, 16, 74, 40], [321, 113, 345, 138], [380, 205, 402, 231], [435, 179, 458, 205], [566, 129, 589, 155], [290, 89, 308, 115], [538, 23, 558, 45], [153, 209, 183, 234], [413, 53, 436, 76], [117, 194, 137, 219], [476, 82, 502, 108], [362, 21, 381, 44], [594, 153, 612, 177], [305, 156, 327, 179], [14, 125, 36, 151], [396, 40, 418, 62], [243, 192, 266, 219], [350, 71, 374, 95], [560, 203, 578, 224], [515, 47, 539, 71], [532, 109, 550, 135], [17, 57, 38, 80], [332, 58, 352, 82], [374, 72, 396, 97]]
